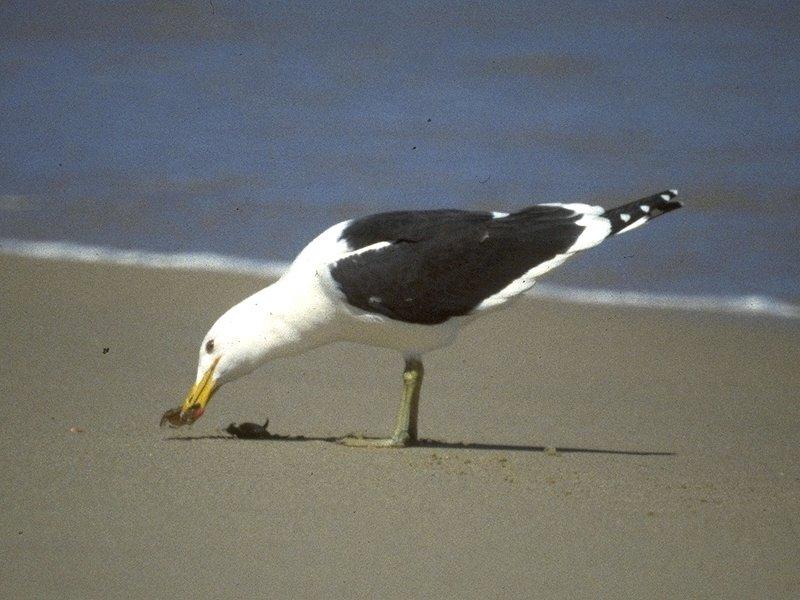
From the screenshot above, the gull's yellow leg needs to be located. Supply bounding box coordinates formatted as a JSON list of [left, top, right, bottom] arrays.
[[340, 357, 424, 448]]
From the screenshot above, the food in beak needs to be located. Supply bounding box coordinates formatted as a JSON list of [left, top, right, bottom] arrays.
[[160, 357, 219, 428], [160, 404, 205, 428]]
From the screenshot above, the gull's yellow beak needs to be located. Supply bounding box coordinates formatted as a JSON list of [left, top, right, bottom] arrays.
[[160, 357, 221, 428]]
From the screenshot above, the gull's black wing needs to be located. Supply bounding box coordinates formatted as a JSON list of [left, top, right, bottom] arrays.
[[329, 207, 585, 324]]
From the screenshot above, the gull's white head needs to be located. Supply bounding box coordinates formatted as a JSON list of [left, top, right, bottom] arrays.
[[161, 284, 305, 428], [198, 303, 269, 385]]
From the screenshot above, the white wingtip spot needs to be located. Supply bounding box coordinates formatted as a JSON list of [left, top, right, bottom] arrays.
[[620, 213, 631, 222], [660, 193, 670, 201], [640, 205, 650, 213]]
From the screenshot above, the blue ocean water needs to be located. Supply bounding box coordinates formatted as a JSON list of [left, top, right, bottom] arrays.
[[1, 1, 799, 300]]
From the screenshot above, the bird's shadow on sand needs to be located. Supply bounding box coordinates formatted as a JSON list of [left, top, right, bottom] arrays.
[[164, 424, 674, 457]]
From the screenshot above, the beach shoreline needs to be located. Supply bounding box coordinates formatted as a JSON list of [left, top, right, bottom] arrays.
[[2, 238, 798, 320]]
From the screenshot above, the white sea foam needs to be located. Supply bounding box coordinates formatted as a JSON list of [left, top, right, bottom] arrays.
[[530, 284, 800, 320], [0, 237, 286, 279], [1, 237, 798, 320]]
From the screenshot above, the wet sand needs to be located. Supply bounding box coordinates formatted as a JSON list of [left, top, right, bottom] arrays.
[[1, 255, 798, 599]]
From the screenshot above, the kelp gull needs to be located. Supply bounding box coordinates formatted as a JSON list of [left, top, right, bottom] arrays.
[[161, 189, 682, 446]]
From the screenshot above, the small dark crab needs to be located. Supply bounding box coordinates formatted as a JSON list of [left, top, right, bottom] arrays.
[[226, 420, 273, 439]]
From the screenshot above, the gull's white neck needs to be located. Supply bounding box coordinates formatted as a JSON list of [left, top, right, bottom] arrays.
[[221, 268, 339, 362]]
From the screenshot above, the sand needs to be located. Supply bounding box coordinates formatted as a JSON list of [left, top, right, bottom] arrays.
[[1, 255, 798, 599]]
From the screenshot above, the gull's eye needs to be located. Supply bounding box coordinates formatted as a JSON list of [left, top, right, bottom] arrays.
[[205, 339, 215, 353]]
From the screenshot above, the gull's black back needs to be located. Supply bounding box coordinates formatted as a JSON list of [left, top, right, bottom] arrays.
[[330, 207, 585, 325]]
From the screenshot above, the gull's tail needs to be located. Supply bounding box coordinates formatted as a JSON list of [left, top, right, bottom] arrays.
[[603, 189, 682, 235]]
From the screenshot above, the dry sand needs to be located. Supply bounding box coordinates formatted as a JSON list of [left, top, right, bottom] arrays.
[[1, 255, 798, 599]]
